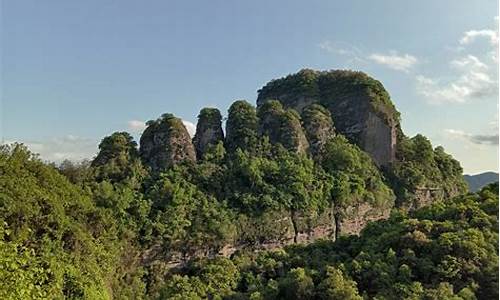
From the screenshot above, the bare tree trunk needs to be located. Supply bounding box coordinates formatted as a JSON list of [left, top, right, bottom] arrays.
[[291, 210, 299, 243], [334, 211, 342, 241]]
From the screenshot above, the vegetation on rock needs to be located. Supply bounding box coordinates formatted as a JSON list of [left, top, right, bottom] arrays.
[[193, 108, 224, 159], [140, 113, 196, 173], [0, 69, 494, 299]]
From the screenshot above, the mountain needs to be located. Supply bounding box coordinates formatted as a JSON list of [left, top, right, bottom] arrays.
[[464, 171, 499, 192], [2, 69, 490, 299]]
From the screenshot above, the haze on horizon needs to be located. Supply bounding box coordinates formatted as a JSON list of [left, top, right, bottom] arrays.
[[1, 0, 498, 174]]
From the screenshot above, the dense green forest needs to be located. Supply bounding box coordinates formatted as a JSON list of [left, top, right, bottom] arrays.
[[0, 70, 497, 299], [0, 143, 497, 299]]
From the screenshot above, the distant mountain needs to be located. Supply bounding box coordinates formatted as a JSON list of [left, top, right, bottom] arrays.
[[464, 172, 499, 192]]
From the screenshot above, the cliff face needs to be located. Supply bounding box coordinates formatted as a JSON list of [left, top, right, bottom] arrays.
[[193, 108, 224, 159], [130, 69, 469, 274], [139, 113, 196, 173], [257, 69, 399, 166]]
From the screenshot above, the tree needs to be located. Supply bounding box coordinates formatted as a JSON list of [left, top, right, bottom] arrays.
[[316, 266, 362, 300]]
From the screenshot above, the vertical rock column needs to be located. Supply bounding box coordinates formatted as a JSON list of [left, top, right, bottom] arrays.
[[192, 108, 224, 159], [139, 113, 196, 173]]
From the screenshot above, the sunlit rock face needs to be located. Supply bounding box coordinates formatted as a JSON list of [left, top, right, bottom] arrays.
[[193, 108, 224, 159], [257, 69, 399, 166], [139, 113, 196, 173]]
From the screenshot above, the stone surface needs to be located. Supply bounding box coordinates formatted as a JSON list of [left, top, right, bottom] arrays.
[[338, 202, 392, 236], [139, 113, 196, 173], [192, 108, 224, 159]]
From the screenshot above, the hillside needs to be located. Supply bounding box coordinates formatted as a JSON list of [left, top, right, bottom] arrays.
[[464, 172, 499, 192], [1, 69, 493, 300]]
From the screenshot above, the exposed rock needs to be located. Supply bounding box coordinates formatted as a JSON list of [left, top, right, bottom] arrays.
[[301, 104, 335, 156], [257, 69, 399, 166], [139, 113, 196, 173], [225, 100, 259, 153], [337, 202, 392, 236], [192, 108, 224, 159], [257, 100, 309, 153]]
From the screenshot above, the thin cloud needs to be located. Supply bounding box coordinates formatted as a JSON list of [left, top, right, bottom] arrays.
[[460, 29, 498, 46], [3, 135, 99, 163], [318, 40, 366, 65], [128, 119, 196, 137], [416, 65, 496, 104], [182, 120, 196, 137], [416, 18, 498, 104], [444, 129, 498, 146], [368, 52, 418, 72], [128, 120, 147, 132]]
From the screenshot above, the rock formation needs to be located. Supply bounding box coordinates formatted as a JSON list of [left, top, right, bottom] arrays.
[[139, 113, 196, 173], [92, 131, 144, 183], [192, 108, 224, 159], [92, 131, 139, 167], [257, 100, 309, 153], [225, 100, 259, 153], [257, 69, 399, 166], [301, 104, 335, 156]]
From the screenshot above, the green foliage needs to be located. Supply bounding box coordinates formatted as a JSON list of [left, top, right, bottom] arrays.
[[322, 135, 395, 210], [0, 144, 119, 299], [316, 266, 362, 300], [257, 69, 400, 123], [388, 134, 468, 207], [0, 95, 492, 300], [225, 100, 259, 153], [145, 166, 236, 255], [301, 104, 335, 155], [158, 184, 498, 299]]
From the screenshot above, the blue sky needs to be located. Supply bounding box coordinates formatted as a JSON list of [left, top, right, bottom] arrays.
[[2, 0, 498, 174]]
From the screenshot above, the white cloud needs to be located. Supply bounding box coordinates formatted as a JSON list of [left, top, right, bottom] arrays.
[[416, 19, 499, 104], [416, 66, 496, 104], [368, 52, 418, 72], [444, 129, 498, 146], [128, 119, 196, 137], [128, 120, 147, 132], [450, 55, 488, 70], [182, 120, 196, 137], [460, 29, 498, 46], [3, 135, 99, 163], [318, 40, 366, 65]]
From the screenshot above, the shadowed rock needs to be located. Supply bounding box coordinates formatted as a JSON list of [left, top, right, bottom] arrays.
[[139, 113, 196, 172], [193, 108, 224, 159]]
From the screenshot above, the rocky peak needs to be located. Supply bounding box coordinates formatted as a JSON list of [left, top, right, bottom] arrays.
[[301, 104, 335, 156], [92, 131, 139, 167], [225, 100, 259, 153], [257, 100, 309, 153], [139, 113, 196, 173], [193, 107, 224, 159], [257, 69, 399, 166]]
